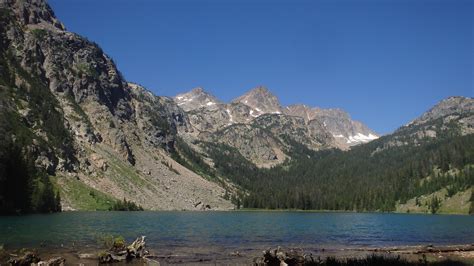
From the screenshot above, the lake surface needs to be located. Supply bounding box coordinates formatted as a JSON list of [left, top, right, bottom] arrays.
[[1, 211, 473, 252]]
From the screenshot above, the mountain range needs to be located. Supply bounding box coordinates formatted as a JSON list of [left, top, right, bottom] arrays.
[[174, 86, 379, 166], [0, 0, 472, 214]]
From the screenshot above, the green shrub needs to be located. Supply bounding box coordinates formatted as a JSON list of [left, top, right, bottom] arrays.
[[112, 236, 125, 250]]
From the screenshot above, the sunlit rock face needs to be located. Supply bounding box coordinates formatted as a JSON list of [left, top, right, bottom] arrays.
[[232, 86, 284, 117], [285, 105, 379, 148]]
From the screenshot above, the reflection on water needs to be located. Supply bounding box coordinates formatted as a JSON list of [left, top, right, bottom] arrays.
[[0, 211, 473, 250]]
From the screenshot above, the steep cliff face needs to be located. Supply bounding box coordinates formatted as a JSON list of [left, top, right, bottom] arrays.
[[129, 83, 193, 151], [0, 0, 232, 211]]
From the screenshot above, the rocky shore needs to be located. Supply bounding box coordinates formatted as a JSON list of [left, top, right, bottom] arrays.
[[1, 237, 473, 265]]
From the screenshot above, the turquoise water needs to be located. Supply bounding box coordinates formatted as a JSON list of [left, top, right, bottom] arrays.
[[0, 211, 473, 251]]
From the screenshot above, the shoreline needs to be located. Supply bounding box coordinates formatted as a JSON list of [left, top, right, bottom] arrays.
[[1, 209, 472, 217], [2, 243, 473, 265]]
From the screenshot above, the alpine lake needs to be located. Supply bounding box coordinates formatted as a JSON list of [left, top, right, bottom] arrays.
[[1, 211, 473, 264]]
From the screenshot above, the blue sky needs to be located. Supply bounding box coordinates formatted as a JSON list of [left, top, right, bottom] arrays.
[[49, 0, 473, 134]]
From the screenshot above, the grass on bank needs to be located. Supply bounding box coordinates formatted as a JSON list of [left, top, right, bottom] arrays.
[[58, 176, 115, 211]]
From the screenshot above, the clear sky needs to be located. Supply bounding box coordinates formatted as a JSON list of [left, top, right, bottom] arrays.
[[49, 0, 473, 134]]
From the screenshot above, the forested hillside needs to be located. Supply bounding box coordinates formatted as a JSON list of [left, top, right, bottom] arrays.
[[253, 135, 471, 211], [173, 108, 474, 214]]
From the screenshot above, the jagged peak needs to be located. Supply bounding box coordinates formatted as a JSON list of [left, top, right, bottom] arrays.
[[174, 87, 222, 111], [239, 85, 274, 98], [232, 86, 283, 116], [0, 0, 65, 30]]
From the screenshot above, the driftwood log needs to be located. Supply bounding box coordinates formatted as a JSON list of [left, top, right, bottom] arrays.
[[8, 252, 41, 266], [8, 252, 65, 266], [254, 247, 316, 266], [37, 257, 66, 266], [99, 236, 148, 264]]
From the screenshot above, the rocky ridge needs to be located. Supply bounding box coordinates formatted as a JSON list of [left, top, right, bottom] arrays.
[[409, 96, 474, 132], [173, 86, 378, 165], [376, 96, 474, 151]]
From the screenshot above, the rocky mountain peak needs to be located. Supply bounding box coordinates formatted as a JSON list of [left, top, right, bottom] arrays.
[[174, 87, 222, 112], [309, 108, 378, 146], [410, 96, 474, 126], [243, 86, 274, 98], [232, 86, 283, 117], [285, 104, 378, 147], [0, 0, 65, 31], [252, 85, 271, 94]]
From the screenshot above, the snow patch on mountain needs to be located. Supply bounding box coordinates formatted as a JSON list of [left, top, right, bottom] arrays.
[[346, 133, 378, 144], [174, 87, 222, 112]]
